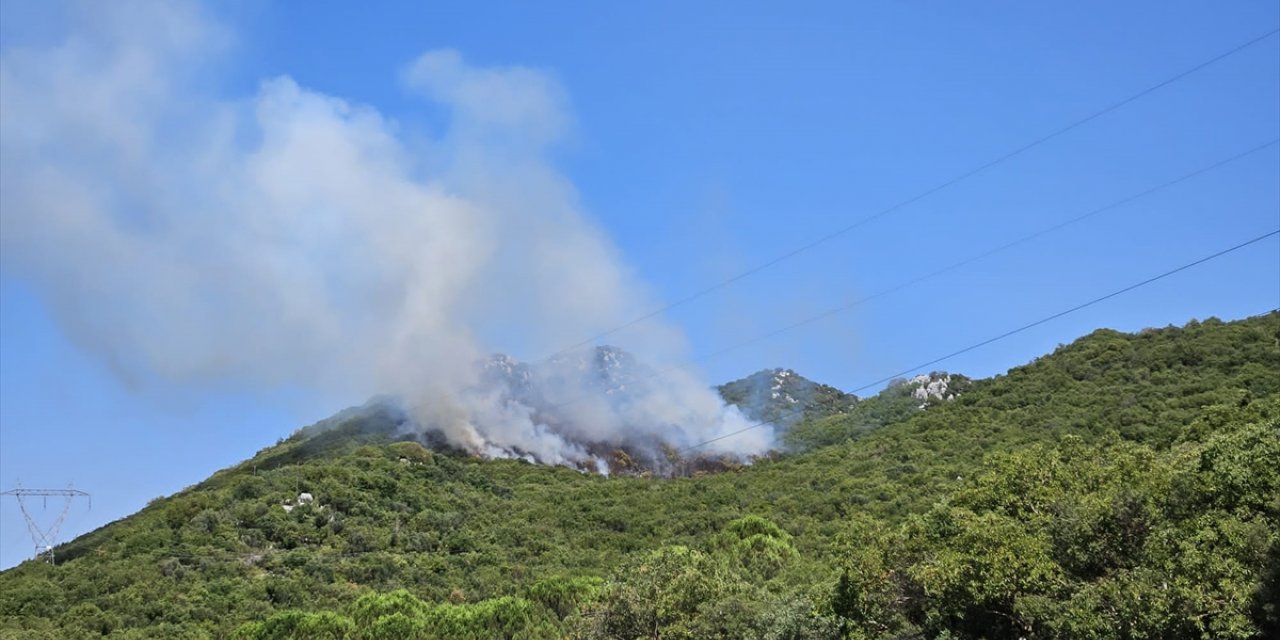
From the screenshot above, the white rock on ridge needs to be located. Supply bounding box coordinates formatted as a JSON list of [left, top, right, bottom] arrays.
[[769, 369, 798, 404], [910, 374, 955, 408]]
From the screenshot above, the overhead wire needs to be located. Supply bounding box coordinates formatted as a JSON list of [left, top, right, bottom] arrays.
[[543, 27, 1280, 360], [685, 139, 1280, 365], [539, 138, 1279, 413]]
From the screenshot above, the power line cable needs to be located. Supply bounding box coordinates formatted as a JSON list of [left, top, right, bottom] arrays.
[[544, 27, 1280, 360], [687, 138, 1280, 364], [679, 228, 1280, 453], [541, 138, 1278, 412]]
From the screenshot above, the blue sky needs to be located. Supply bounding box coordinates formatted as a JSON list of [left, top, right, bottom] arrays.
[[1, 1, 1278, 569]]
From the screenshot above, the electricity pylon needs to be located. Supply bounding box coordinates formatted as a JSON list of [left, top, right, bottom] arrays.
[[1, 485, 91, 564]]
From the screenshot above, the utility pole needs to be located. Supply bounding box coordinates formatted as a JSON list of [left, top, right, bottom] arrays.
[[1, 485, 91, 565]]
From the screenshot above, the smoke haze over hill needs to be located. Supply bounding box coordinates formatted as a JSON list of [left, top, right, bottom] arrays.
[[0, 1, 772, 464]]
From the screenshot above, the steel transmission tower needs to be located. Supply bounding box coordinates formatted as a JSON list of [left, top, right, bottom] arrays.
[[1, 485, 91, 564]]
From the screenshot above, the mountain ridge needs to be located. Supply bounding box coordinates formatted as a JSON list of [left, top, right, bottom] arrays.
[[291, 348, 870, 475], [2, 312, 1277, 639]]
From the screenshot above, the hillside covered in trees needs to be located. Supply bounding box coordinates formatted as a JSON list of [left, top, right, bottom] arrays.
[[1, 312, 1277, 639]]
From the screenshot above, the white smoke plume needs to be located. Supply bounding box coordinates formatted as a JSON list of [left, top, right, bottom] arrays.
[[0, 1, 773, 466]]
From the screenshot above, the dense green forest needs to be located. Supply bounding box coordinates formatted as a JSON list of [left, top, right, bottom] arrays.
[[1, 313, 1277, 639]]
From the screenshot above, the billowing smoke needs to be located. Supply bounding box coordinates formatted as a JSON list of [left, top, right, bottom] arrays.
[[0, 1, 773, 467]]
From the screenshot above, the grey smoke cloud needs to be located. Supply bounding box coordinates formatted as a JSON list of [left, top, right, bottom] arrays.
[[0, 1, 772, 464]]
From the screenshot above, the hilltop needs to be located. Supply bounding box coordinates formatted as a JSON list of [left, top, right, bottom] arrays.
[[1, 313, 1277, 639], [717, 367, 859, 429]]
